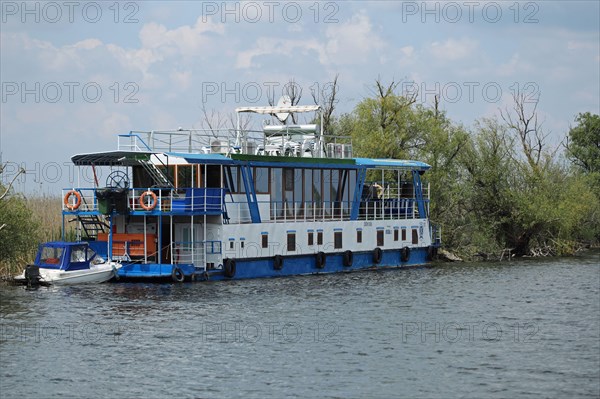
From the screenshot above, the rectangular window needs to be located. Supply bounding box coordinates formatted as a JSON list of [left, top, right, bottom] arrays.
[[402, 228, 407, 241], [334, 231, 343, 249], [254, 168, 269, 194], [317, 231, 323, 245], [412, 229, 418, 244], [229, 241, 234, 249], [308, 231, 314, 246], [284, 168, 294, 191], [356, 229, 362, 243], [261, 234, 268, 248], [377, 230, 384, 247], [394, 229, 399, 242], [287, 233, 296, 252]]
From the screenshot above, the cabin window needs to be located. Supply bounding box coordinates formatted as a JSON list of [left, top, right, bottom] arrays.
[[394, 229, 399, 242], [377, 230, 384, 246], [334, 231, 343, 249], [229, 241, 234, 249], [347, 170, 357, 213], [287, 233, 296, 252], [317, 231, 323, 245], [312, 170, 322, 218], [261, 234, 268, 249], [412, 229, 419, 245], [284, 168, 294, 191], [402, 228, 407, 241], [177, 165, 194, 188], [323, 170, 331, 217], [308, 231, 314, 246], [271, 168, 283, 219], [240, 240, 245, 249], [254, 168, 270, 194], [294, 169, 303, 217], [304, 169, 313, 218], [356, 229, 362, 243]]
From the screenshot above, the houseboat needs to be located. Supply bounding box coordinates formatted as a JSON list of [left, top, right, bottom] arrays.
[[61, 103, 441, 282]]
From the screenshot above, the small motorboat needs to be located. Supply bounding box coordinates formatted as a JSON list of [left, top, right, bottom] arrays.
[[13, 241, 121, 286]]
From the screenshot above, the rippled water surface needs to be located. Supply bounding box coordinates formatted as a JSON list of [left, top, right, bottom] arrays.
[[1, 251, 599, 398]]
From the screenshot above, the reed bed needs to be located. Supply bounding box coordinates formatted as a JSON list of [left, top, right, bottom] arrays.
[[0, 195, 73, 277]]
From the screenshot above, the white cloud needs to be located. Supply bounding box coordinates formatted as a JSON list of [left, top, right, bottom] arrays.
[[236, 11, 386, 69], [429, 38, 478, 62]]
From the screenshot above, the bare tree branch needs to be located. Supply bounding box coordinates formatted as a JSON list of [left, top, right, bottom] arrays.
[[500, 91, 548, 172], [311, 74, 339, 134], [0, 164, 25, 201], [283, 79, 303, 124]]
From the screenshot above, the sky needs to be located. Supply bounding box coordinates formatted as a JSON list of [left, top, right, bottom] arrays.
[[1, 0, 599, 193]]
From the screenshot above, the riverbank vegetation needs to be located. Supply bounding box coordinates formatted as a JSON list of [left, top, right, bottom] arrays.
[[332, 80, 600, 260], [1, 79, 598, 275], [0, 187, 65, 276]]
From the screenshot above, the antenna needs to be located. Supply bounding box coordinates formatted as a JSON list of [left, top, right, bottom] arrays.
[[275, 95, 291, 123]]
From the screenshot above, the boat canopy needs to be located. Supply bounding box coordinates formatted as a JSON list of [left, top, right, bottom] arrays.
[[235, 105, 321, 114], [71, 151, 156, 166], [165, 152, 234, 165], [354, 158, 431, 171]]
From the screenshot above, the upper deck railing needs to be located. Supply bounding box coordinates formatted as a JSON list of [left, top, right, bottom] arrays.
[[117, 129, 353, 159]]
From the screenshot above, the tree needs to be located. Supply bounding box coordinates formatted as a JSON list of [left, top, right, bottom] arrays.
[[566, 112, 600, 174], [311, 74, 339, 135]]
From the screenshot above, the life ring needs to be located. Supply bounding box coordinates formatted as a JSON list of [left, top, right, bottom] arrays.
[[343, 250, 353, 267], [401, 246, 411, 262], [139, 191, 158, 211], [224, 258, 236, 278], [64, 190, 81, 210], [315, 251, 326, 269], [274, 255, 284, 270], [171, 266, 185, 283], [373, 247, 383, 264]]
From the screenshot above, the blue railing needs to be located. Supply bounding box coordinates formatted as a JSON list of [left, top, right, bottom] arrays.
[[62, 187, 226, 215]]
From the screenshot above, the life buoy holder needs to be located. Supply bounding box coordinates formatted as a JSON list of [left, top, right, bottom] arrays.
[[315, 252, 326, 269], [139, 191, 158, 211], [373, 247, 383, 264], [224, 258, 236, 278], [274, 255, 284, 270], [343, 250, 353, 267], [64, 190, 82, 210], [401, 246, 411, 263], [171, 266, 185, 283]]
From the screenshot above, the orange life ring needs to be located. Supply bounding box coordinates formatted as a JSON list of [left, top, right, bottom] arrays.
[[139, 191, 158, 211], [64, 190, 81, 210]]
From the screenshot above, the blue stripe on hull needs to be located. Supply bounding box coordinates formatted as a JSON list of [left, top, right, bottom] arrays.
[[116, 248, 431, 281], [118, 263, 195, 278], [214, 248, 430, 281]]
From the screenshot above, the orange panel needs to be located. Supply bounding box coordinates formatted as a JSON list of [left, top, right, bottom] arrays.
[[97, 233, 157, 257]]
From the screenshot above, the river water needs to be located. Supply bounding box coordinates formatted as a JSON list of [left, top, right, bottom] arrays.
[[1, 250, 599, 398]]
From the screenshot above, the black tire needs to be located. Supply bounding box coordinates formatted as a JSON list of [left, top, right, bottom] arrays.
[[373, 247, 383, 264], [427, 246, 436, 261], [224, 258, 236, 278], [343, 250, 353, 267], [401, 246, 411, 263], [315, 252, 326, 269], [171, 266, 185, 283], [274, 255, 284, 270]]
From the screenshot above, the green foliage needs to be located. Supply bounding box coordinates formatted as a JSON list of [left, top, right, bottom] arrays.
[[567, 112, 600, 174], [342, 80, 600, 258], [0, 186, 40, 273]]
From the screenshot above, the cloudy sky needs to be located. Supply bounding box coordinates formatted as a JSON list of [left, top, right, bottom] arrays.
[[1, 1, 599, 192]]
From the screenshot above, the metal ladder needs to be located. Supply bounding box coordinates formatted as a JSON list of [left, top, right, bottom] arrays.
[[138, 159, 174, 188], [76, 215, 109, 239]]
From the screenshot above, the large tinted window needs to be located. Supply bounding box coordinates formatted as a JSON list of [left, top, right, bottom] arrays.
[[254, 168, 269, 194]]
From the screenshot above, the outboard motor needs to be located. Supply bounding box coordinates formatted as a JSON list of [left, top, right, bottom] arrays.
[[24, 265, 41, 288]]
